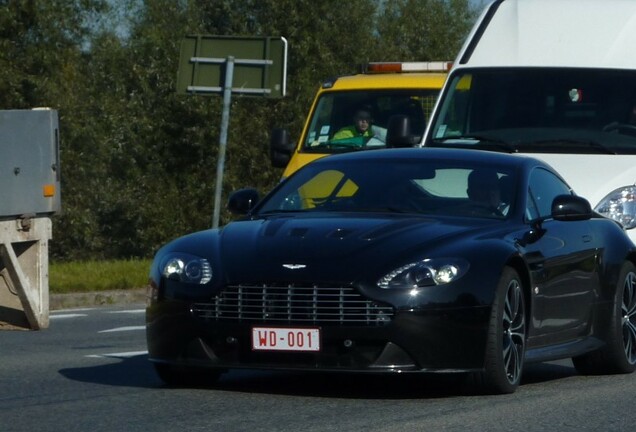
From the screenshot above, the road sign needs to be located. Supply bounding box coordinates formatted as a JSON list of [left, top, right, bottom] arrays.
[[177, 35, 287, 98], [176, 35, 288, 228]]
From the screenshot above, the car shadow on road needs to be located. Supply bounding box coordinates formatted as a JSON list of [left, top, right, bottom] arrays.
[[58, 354, 579, 399], [521, 360, 578, 385], [212, 361, 578, 399], [59, 354, 161, 389]]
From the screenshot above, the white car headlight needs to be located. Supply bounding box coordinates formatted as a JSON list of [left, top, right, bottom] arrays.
[[161, 254, 212, 284], [595, 186, 636, 230], [378, 258, 469, 289]]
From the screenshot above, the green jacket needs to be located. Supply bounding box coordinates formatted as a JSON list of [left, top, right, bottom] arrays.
[[332, 125, 374, 140]]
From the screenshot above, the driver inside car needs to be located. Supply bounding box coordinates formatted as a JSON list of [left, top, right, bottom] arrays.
[[467, 169, 509, 216], [331, 107, 387, 147], [332, 107, 375, 140]]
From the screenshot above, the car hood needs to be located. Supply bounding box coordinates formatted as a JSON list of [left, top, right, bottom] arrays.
[[217, 214, 498, 283]]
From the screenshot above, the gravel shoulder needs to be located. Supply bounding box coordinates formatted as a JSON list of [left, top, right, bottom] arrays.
[[49, 288, 147, 310]]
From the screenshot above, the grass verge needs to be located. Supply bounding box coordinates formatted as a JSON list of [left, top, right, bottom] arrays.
[[50, 259, 151, 294]]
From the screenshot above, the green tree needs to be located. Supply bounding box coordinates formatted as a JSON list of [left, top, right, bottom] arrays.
[[55, 1, 211, 258], [376, 0, 476, 61], [2, 0, 479, 261], [0, 0, 112, 260], [187, 0, 382, 195], [0, 0, 108, 108], [63, 0, 386, 260]]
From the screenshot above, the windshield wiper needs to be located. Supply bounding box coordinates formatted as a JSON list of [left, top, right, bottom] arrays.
[[304, 142, 367, 153], [258, 209, 307, 215], [432, 135, 518, 153], [517, 138, 616, 154]]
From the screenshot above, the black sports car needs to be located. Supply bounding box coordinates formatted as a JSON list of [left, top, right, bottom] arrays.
[[146, 148, 636, 394]]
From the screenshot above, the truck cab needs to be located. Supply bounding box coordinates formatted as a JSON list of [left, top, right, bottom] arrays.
[[423, 0, 636, 244], [272, 62, 449, 179]]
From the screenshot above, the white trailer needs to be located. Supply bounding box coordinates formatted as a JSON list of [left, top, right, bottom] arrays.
[[0, 109, 60, 330]]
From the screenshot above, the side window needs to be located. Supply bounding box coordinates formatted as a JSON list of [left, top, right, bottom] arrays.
[[526, 168, 572, 219], [433, 74, 472, 138], [305, 96, 334, 146]]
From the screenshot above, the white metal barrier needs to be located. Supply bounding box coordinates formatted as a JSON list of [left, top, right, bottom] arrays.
[[0, 216, 51, 330]]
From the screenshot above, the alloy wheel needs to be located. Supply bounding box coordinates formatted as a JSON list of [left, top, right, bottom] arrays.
[[622, 270, 636, 365], [503, 279, 525, 384]]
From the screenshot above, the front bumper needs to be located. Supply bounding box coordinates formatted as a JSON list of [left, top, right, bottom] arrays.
[[146, 299, 491, 373]]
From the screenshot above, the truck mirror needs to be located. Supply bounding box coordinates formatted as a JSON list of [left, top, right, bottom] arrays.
[[270, 128, 295, 168], [386, 115, 420, 147]]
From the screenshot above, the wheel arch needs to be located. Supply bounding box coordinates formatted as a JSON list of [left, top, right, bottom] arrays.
[[627, 250, 636, 269], [505, 254, 532, 330]]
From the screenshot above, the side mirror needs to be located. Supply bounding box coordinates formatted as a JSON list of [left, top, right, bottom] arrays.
[[551, 194, 593, 221], [386, 115, 420, 148], [227, 188, 260, 215], [270, 128, 295, 168]]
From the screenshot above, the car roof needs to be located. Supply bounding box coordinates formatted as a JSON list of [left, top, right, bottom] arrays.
[[311, 147, 546, 170], [323, 73, 448, 91]]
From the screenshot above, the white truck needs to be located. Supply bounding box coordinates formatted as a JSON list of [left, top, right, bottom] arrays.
[[422, 0, 636, 244]]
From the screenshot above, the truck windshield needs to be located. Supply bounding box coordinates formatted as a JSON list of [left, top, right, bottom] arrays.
[[304, 90, 440, 153], [429, 68, 636, 154]]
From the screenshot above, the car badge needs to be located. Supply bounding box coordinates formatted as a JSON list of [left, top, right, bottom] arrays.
[[282, 264, 307, 270]]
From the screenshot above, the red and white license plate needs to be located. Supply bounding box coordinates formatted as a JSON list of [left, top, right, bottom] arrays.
[[251, 327, 321, 352]]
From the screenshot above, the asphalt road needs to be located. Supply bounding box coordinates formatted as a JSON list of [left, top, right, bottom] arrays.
[[1, 303, 634, 432]]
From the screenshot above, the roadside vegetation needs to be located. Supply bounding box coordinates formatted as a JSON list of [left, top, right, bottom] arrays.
[[3, 1, 480, 291], [49, 259, 151, 294]]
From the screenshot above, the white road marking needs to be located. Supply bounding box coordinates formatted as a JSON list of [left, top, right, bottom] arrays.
[[98, 325, 146, 333], [107, 309, 145, 314], [51, 307, 97, 313], [50, 314, 88, 319], [86, 350, 148, 359]]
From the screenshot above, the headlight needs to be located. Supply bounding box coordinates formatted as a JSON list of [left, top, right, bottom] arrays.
[[161, 253, 212, 284], [377, 258, 469, 289], [595, 186, 636, 230]]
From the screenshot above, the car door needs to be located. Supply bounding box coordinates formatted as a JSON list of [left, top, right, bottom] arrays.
[[523, 168, 598, 345]]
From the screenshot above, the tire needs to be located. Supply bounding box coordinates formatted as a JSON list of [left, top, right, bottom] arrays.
[[471, 267, 526, 394], [572, 261, 636, 375], [154, 363, 223, 388]]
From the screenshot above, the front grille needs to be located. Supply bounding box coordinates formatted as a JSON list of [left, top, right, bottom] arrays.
[[191, 283, 394, 326]]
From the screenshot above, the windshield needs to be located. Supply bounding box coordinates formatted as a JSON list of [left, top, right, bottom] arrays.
[[303, 89, 440, 152], [430, 68, 636, 154], [258, 158, 515, 220]]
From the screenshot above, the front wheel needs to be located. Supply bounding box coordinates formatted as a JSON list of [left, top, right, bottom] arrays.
[[470, 267, 526, 394], [573, 261, 636, 375]]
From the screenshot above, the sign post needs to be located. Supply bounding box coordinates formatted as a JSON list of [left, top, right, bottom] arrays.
[[176, 36, 288, 227], [214, 56, 234, 229]]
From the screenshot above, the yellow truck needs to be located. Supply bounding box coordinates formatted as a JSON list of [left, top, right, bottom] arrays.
[[270, 62, 450, 179]]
